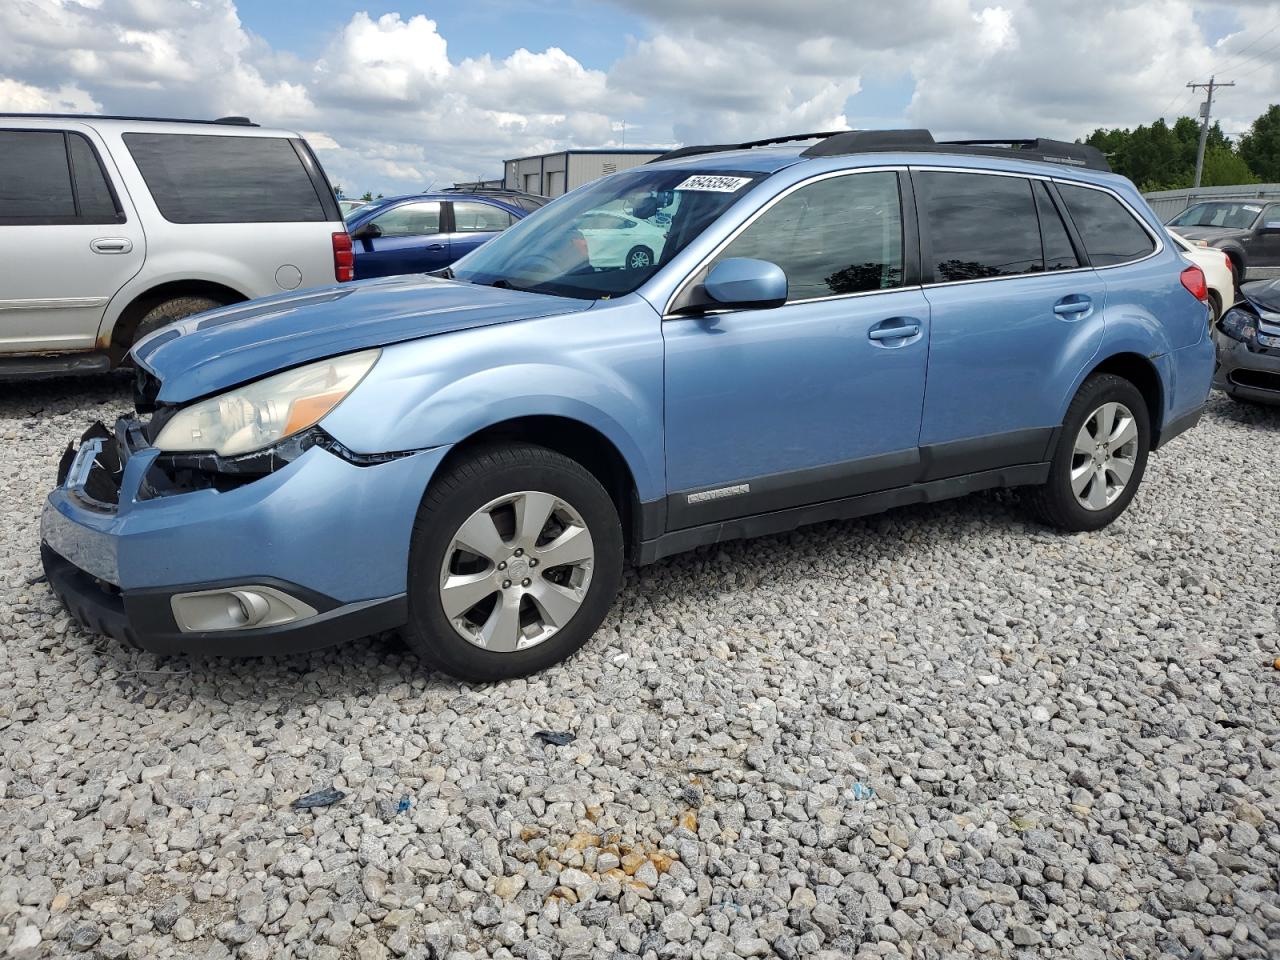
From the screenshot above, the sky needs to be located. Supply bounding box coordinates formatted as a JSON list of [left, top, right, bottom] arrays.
[[1, 0, 1278, 196]]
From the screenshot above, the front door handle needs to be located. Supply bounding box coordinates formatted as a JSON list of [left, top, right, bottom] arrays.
[[424, 243, 444, 251], [91, 238, 133, 254], [1053, 295, 1093, 317], [868, 318, 921, 341]]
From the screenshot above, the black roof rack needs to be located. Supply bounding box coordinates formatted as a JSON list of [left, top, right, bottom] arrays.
[[649, 129, 1110, 172], [0, 112, 260, 127]]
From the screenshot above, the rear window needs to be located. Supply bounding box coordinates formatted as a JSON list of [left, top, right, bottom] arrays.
[[124, 133, 328, 224], [0, 129, 122, 224], [1057, 183, 1156, 267]]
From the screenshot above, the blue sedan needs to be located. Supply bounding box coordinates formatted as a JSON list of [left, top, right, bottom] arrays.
[[344, 192, 528, 279]]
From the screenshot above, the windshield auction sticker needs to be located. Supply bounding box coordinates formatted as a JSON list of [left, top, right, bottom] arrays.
[[674, 175, 753, 193]]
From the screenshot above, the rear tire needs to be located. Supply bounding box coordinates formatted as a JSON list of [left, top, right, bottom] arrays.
[[1027, 373, 1150, 532], [404, 443, 623, 681], [132, 295, 224, 346]]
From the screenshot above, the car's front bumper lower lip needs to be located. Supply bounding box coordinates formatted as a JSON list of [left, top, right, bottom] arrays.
[[1213, 330, 1280, 404], [40, 421, 448, 657]]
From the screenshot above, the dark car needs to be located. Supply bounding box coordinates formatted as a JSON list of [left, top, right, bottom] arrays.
[[1213, 278, 1280, 404], [1167, 200, 1280, 278], [345, 192, 529, 279]]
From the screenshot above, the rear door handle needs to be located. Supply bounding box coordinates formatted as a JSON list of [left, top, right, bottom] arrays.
[[1053, 295, 1093, 317], [868, 319, 921, 341], [91, 238, 133, 254]]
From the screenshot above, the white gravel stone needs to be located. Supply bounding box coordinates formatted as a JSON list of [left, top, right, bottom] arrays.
[[0, 380, 1277, 960]]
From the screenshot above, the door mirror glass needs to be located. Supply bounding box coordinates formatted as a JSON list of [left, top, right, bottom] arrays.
[[703, 258, 787, 309], [350, 221, 381, 240]]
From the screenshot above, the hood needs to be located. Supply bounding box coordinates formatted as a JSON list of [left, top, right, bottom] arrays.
[[133, 275, 590, 405], [1241, 278, 1280, 317], [1169, 225, 1248, 244]]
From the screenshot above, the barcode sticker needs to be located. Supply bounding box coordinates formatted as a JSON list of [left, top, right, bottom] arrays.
[[674, 175, 753, 193]]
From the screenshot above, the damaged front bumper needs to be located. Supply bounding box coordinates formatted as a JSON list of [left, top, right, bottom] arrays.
[[41, 420, 450, 656], [1214, 327, 1280, 405]]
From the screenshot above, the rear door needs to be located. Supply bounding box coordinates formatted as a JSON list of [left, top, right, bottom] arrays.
[[445, 200, 518, 261], [0, 126, 144, 354], [354, 200, 448, 278], [915, 169, 1106, 472]]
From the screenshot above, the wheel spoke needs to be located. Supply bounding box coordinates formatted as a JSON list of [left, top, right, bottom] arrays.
[[1070, 461, 1094, 496], [440, 571, 497, 619], [1095, 403, 1116, 442], [1073, 430, 1095, 456], [454, 510, 505, 561], [527, 580, 583, 628], [1109, 416, 1138, 449], [1107, 455, 1135, 487], [478, 591, 524, 653], [514, 492, 558, 550], [1086, 466, 1110, 510], [535, 524, 593, 568]]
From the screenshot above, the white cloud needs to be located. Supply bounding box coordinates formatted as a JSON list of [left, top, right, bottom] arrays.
[[1, 0, 1277, 194]]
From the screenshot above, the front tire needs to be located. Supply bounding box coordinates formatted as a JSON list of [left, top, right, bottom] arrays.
[[404, 443, 623, 681], [1027, 373, 1150, 532]]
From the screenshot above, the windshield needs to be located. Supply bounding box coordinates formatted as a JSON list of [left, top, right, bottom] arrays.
[[450, 169, 764, 299], [1168, 202, 1262, 230]]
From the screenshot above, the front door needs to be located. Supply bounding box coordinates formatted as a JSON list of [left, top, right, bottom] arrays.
[[354, 200, 449, 278], [914, 170, 1107, 471], [1254, 203, 1280, 268], [0, 127, 144, 354], [662, 170, 930, 529], [444, 200, 517, 262]]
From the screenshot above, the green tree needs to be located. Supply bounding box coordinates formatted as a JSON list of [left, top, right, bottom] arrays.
[[360, 191, 373, 201], [1239, 105, 1280, 182], [1201, 145, 1259, 187]]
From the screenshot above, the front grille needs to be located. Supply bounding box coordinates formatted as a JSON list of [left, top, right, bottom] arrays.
[[1229, 368, 1280, 392], [60, 421, 141, 510]]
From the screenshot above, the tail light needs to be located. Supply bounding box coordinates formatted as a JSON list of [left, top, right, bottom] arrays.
[[332, 232, 354, 282], [1180, 264, 1208, 303], [1223, 252, 1234, 274]]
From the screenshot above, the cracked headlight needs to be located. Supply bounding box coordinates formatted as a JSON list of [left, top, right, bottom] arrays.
[[154, 350, 380, 457]]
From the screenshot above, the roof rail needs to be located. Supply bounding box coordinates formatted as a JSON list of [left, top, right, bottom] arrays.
[[0, 112, 260, 128], [649, 129, 1111, 172]]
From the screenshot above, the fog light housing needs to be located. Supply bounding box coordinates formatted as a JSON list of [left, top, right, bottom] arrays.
[[170, 586, 318, 633]]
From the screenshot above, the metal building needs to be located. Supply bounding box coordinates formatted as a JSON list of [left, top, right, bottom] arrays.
[[501, 149, 664, 198]]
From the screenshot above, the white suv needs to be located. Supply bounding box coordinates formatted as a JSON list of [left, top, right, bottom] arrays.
[[0, 114, 351, 376]]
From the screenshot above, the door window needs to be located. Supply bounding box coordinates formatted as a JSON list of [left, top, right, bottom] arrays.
[[124, 133, 327, 224], [1034, 181, 1080, 272], [1057, 183, 1156, 267], [370, 201, 442, 237], [917, 171, 1043, 281], [452, 201, 515, 233], [0, 130, 122, 224], [706, 171, 905, 302]]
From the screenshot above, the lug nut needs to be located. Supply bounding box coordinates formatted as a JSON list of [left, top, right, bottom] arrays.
[[514, 548, 524, 556], [522, 578, 531, 587], [498, 561, 507, 570], [502, 579, 512, 589], [528, 558, 538, 567]]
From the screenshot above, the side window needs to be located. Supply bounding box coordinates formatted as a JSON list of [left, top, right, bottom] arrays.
[[1262, 205, 1280, 228], [371, 202, 442, 237], [124, 133, 327, 224], [708, 171, 904, 302], [0, 130, 76, 220], [1057, 183, 1156, 267], [917, 171, 1041, 281], [1034, 182, 1079, 272], [67, 133, 121, 221], [452, 201, 515, 233]]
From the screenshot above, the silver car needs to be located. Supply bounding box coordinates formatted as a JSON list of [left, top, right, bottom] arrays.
[[0, 113, 349, 377]]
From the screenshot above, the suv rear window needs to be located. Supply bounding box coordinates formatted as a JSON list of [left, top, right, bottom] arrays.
[[124, 133, 329, 224], [1057, 183, 1156, 267], [0, 129, 122, 224]]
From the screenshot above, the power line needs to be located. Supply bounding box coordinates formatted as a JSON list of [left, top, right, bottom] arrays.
[[1214, 21, 1280, 75], [1232, 38, 1280, 80]]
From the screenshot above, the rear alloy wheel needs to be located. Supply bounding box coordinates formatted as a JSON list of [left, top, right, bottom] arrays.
[[626, 245, 653, 271], [1027, 373, 1150, 532], [404, 443, 623, 681]]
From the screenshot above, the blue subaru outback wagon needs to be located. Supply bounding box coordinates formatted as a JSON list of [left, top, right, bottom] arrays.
[[42, 130, 1215, 680]]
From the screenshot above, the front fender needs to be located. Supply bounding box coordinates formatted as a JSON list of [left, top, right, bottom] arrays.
[[321, 301, 667, 502]]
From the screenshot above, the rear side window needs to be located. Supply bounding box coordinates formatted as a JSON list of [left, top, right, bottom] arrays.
[[1057, 183, 1155, 266], [710, 170, 905, 301], [917, 171, 1042, 281], [0, 130, 121, 224], [452, 201, 516, 232], [1034, 182, 1079, 272], [124, 133, 327, 224]]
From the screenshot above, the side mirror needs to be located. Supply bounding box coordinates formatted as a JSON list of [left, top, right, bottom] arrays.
[[351, 221, 382, 241], [703, 258, 787, 310]]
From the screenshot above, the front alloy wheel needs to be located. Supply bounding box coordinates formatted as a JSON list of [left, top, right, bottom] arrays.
[[439, 491, 595, 652]]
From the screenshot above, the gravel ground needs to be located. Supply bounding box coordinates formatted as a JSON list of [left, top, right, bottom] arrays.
[[1, 377, 1277, 960]]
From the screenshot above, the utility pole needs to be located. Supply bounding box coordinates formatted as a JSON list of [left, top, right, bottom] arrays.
[[1187, 76, 1234, 188]]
